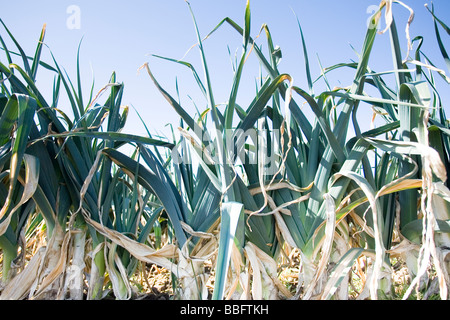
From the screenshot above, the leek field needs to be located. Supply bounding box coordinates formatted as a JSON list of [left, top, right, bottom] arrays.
[[0, 0, 449, 300]]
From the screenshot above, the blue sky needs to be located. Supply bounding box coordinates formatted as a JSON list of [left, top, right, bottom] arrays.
[[1, 0, 449, 140]]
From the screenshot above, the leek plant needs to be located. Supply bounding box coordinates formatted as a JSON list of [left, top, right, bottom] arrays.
[[142, 0, 290, 299], [0, 20, 175, 299], [0, 0, 448, 300], [0, 21, 73, 298], [142, 0, 450, 300]]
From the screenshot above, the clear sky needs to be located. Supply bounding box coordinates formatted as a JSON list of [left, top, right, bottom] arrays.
[[1, 0, 449, 140]]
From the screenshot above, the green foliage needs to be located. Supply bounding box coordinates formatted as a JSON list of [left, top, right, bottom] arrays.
[[0, 0, 449, 300]]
